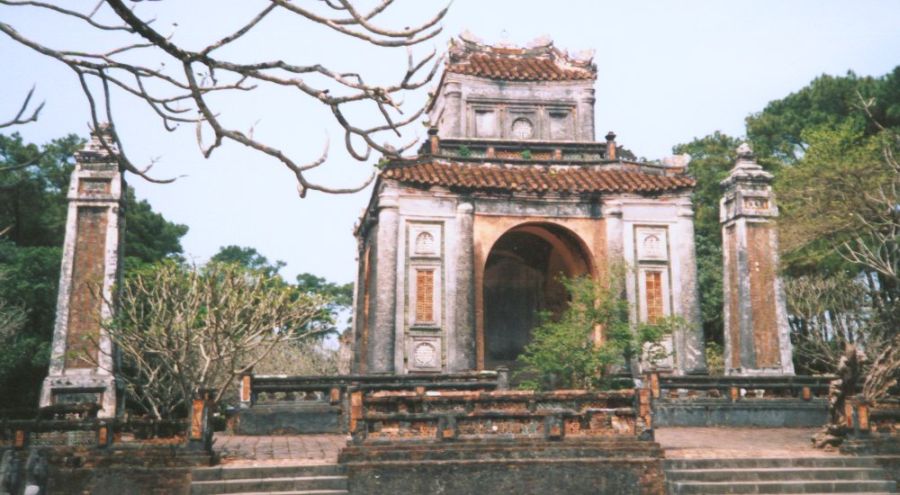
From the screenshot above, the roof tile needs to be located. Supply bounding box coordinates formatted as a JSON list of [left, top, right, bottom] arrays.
[[382, 162, 694, 194]]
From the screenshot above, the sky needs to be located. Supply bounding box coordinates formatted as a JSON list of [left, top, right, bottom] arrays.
[[3, 0, 900, 285]]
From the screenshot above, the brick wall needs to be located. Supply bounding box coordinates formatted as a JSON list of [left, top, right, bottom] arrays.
[[65, 206, 108, 369], [747, 224, 780, 368]]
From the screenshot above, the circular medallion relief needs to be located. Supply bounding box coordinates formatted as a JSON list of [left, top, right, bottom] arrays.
[[413, 342, 437, 368], [511, 118, 534, 139]]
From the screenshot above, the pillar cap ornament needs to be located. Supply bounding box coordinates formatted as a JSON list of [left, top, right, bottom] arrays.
[[720, 143, 773, 189], [75, 123, 119, 166]]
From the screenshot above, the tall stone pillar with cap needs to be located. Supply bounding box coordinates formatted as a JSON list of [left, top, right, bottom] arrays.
[[720, 143, 794, 375], [39, 124, 124, 417]]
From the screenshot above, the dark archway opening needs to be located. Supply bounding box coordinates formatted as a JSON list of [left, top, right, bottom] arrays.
[[483, 224, 592, 370]]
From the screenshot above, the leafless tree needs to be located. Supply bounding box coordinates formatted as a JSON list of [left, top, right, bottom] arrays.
[[0, 0, 446, 195], [95, 262, 326, 420], [253, 339, 340, 377], [785, 274, 870, 373]]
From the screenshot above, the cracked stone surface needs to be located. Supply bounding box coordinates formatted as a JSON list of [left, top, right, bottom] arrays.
[[657, 427, 838, 459], [213, 434, 349, 466]]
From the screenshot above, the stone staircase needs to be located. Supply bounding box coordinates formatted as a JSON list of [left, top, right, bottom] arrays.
[[191, 464, 348, 495], [665, 457, 897, 494]]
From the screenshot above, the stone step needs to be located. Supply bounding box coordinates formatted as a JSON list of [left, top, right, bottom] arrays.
[[665, 467, 891, 482], [190, 475, 348, 495], [668, 480, 897, 494], [204, 492, 348, 495], [664, 456, 881, 470], [193, 464, 345, 481]]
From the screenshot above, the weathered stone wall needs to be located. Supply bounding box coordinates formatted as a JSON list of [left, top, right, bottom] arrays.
[[64, 207, 108, 369], [341, 438, 665, 495], [747, 223, 780, 368], [0, 445, 209, 495], [431, 73, 596, 142]]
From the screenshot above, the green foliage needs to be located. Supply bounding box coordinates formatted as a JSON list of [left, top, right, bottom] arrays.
[[211, 245, 286, 277], [123, 189, 188, 268], [0, 242, 61, 409], [705, 342, 725, 376], [457, 145, 471, 158], [520, 149, 532, 160], [516, 271, 676, 390], [672, 132, 743, 344], [776, 122, 892, 275], [295, 272, 353, 336], [0, 133, 81, 248], [746, 68, 900, 163]]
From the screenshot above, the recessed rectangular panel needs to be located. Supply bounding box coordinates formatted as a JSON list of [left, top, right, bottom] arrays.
[[635, 227, 668, 262], [65, 207, 108, 369], [747, 224, 781, 368]]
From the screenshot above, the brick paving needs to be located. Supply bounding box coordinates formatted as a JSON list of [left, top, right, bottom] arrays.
[[656, 427, 837, 459], [213, 428, 835, 465], [213, 434, 349, 466]]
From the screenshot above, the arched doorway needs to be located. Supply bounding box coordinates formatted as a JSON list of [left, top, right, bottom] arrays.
[[482, 223, 593, 370]]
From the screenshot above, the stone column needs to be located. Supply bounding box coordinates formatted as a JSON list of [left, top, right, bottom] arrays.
[[720, 144, 794, 375], [674, 196, 706, 374], [350, 232, 366, 374], [40, 124, 124, 417], [441, 80, 463, 138], [577, 87, 596, 141], [451, 201, 476, 371], [369, 189, 399, 373]]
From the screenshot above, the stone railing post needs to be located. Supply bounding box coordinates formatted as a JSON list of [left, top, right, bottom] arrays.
[[349, 390, 364, 440], [496, 366, 510, 390], [97, 421, 112, 448], [188, 389, 214, 451], [239, 368, 253, 408]]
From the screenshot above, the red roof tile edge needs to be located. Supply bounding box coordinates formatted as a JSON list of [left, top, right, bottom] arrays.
[[381, 162, 695, 194]]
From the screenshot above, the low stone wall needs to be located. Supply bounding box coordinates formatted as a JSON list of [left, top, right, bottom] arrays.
[[353, 389, 644, 441], [340, 437, 664, 495], [234, 371, 501, 435], [0, 444, 211, 495], [339, 388, 660, 494], [232, 402, 342, 435], [649, 373, 831, 427], [654, 398, 828, 427]]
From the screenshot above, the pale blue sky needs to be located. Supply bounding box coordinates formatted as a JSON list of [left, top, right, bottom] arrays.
[[3, 1, 899, 284]]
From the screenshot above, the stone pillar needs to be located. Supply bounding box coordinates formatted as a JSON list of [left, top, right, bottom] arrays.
[[440, 80, 463, 138], [350, 233, 365, 374], [673, 196, 706, 374], [40, 124, 124, 417], [577, 87, 596, 141], [451, 201, 476, 371], [720, 144, 794, 375], [369, 189, 399, 373], [602, 199, 624, 346]]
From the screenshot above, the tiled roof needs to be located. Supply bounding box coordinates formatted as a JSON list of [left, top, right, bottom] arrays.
[[447, 53, 594, 82], [446, 36, 595, 82], [382, 162, 694, 194]]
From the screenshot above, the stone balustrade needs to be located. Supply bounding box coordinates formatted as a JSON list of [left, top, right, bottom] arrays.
[[350, 389, 646, 442], [648, 372, 834, 400]]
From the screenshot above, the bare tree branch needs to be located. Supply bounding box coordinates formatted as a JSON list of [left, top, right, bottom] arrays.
[[0, 85, 44, 128], [0, 0, 446, 196]]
